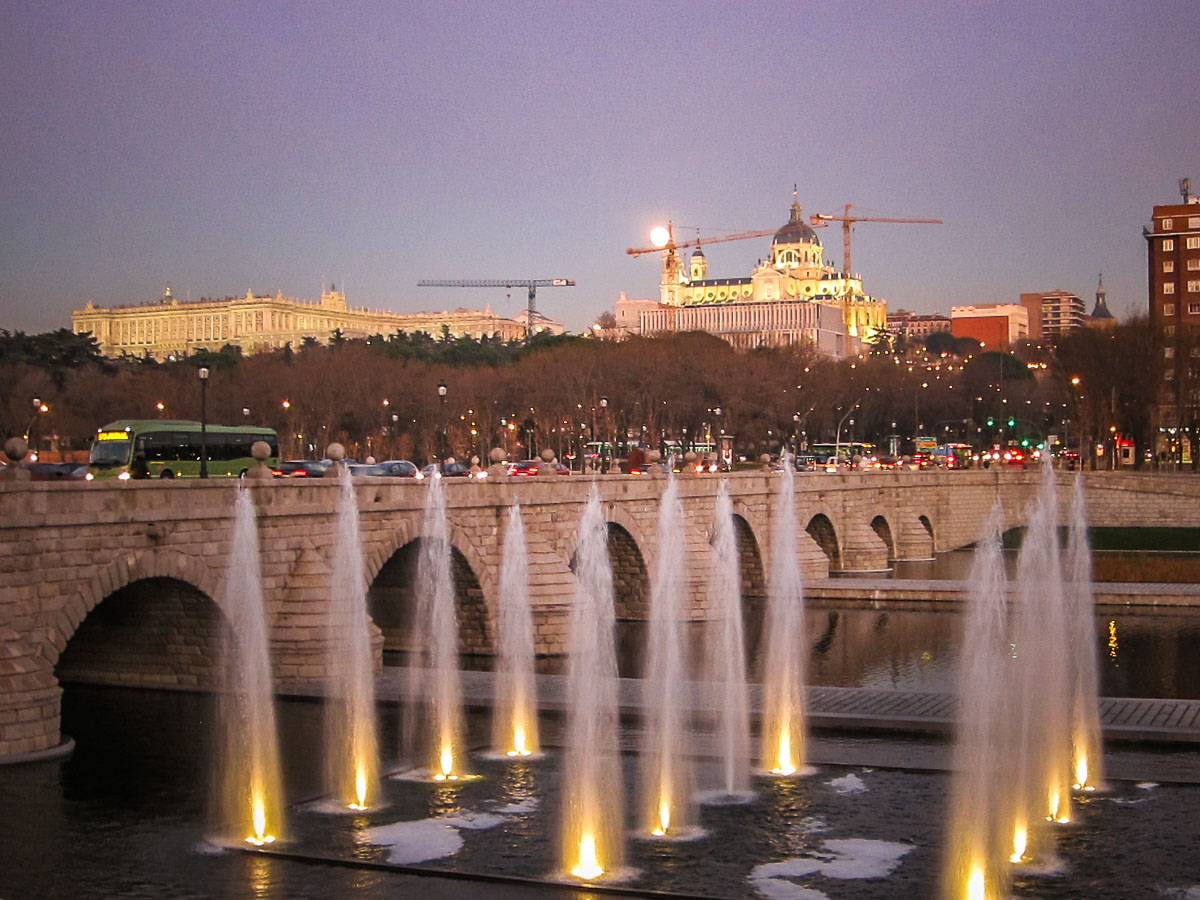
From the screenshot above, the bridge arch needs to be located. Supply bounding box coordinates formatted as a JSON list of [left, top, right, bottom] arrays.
[[805, 513, 841, 570], [732, 512, 768, 665], [367, 537, 490, 658], [870, 514, 896, 562], [58, 576, 223, 690]]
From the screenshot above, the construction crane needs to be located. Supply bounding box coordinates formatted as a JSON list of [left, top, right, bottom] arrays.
[[810, 205, 942, 277], [416, 278, 575, 339], [625, 223, 791, 257]]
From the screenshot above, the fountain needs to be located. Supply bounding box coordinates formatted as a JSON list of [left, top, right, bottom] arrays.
[[943, 504, 1012, 900], [214, 483, 284, 847], [700, 480, 751, 800], [1009, 457, 1073, 868], [562, 486, 624, 880], [1067, 471, 1104, 793], [492, 501, 539, 758], [324, 474, 379, 809], [405, 474, 468, 780], [760, 455, 810, 776], [639, 475, 696, 837]]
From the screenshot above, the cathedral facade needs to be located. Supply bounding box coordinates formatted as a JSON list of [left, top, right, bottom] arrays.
[[72, 286, 560, 359], [624, 196, 888, 352]]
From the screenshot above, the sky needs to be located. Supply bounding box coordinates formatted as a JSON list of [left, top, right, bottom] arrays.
[[2, 1, 1198, 335]]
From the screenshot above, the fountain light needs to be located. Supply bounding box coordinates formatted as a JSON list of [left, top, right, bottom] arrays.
[[651, 798, 671, 836], [965, 865, 986, 900], [1009, 824, 1027, 863], [244, 789, 276, 846], [1072, 752, 1095, 791], [770, 728, 797, 776], [1045, 788, 1069, 823], [347, 766, 369, 810], [571, 831, 604, 880], [505, 723, 531, 757]]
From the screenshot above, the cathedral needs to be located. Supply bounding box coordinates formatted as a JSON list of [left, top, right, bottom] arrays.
[[619, 194, 888, 352]]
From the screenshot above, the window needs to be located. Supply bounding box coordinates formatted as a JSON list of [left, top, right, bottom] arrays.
[[1164, 218, 1174, 230], [1191, 282, 1200, 293], [1165, 346, 1175, 359], [1164, 303, 1176, 316], [1189, 259, 1200, 270], [1190, 303, 1200, 315], [1164, 239, 1175, 251], [1164, 261, 1175, 272], [1190, 217, 1200, 229], [1165, 369, 1175, 380], [1165, 284, 1176, 295], [1189, 237, 1200, 250], [1165, 325, 1176, 336]]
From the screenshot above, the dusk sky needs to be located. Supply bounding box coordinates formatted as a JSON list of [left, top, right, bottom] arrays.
[[2, 1, 1197, 335]]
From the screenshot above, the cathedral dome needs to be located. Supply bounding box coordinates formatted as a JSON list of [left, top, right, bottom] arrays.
[[773, 219, 821, 246], [773, 195, 821, 246]]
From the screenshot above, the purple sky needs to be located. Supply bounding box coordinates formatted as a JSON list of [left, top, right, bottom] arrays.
[[2, 1, 1197, 335]]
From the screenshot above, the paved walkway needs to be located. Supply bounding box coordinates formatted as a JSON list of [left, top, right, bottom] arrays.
[[807, 576, 1200, 607], [280, 667, 1200, 747]]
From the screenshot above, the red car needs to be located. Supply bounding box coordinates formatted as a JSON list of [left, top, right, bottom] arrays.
[[507, 460, 570, 476]]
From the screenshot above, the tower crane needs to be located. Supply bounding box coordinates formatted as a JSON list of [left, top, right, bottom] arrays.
[[809, 205, 942, 277], [416, 278, 575, 339], [625, 223, 798, 257]]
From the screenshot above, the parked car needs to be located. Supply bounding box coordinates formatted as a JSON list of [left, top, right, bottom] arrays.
[[507, 459, 570, 476], [421, 461, 471, 478], [26, 461, 90, 481], [272, 460, 329, 478], [375, 459, 422, 478]]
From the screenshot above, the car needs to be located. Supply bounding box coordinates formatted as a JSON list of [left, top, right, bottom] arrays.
[[272, 460, 329, 478], [25, 461, 90, 481], [375, 459, 422, 478], [421, 461, 472, 478], [506, 459, 570, 476], [349, 459, 422, 478]]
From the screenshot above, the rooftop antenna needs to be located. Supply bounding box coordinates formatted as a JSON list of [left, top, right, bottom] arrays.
[[1181, 177, 1193, 203]]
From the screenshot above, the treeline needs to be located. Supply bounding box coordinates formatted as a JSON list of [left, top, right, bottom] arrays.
[[0, 319, 1173, 467]]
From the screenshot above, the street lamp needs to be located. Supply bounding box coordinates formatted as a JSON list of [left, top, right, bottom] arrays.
[[600, 396, 609, 473], [198, 366, 210, 478], [437, 381, 448, 460], [156, 401, 166, 418]]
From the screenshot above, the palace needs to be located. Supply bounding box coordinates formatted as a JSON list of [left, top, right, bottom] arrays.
[[71, 286, 562, 360], [617, 194, 888, 354]]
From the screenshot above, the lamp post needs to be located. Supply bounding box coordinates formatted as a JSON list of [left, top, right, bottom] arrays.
[[437, 381, 448, 461], [198, 366, 210, 478], [600, 396, 609, 473]]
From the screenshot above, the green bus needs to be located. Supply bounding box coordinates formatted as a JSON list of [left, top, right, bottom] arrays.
[[88, 419, 278, 480]]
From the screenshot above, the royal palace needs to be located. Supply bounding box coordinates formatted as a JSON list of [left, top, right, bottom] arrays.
[[71, 286, 561, 359]]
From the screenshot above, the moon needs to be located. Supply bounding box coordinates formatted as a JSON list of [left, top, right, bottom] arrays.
[[649, 226, 671, 248]]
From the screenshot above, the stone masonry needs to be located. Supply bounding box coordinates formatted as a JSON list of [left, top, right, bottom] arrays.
[[2, 469, 1197, 759]]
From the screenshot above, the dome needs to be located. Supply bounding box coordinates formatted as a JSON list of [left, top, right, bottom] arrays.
[[773, 197, 821, 246], [691, 246, 705, 258], [773, 219, 821, 246]]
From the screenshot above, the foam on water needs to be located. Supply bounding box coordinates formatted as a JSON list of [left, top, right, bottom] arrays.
[[827, 773, 867, 794], [750, 838, 915, 898]]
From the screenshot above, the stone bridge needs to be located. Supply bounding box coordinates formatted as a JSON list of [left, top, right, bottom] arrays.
[[2, 469, 1196, 759]]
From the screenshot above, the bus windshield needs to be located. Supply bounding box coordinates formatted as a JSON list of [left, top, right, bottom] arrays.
[[89, 439, 131, 467]]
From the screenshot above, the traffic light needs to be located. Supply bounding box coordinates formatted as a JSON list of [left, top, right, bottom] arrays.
[[1007, 418, 1016, 427], [1021, 439, 1030, 447], [986, 418, 994, 427]]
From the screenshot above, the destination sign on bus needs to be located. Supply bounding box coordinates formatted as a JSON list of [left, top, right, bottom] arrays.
[[96, 430, 131, 441]]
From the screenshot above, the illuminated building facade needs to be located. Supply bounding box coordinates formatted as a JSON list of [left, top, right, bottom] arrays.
[[656, 195, 887, 343], [71, 286, 560, 359]]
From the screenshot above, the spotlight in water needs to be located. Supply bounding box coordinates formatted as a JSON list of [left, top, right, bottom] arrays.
[[348, 765, 369, 810], [1073, 753, 1093, 791], [245, 792, 276, 846], [1010, 825, 1027, 863], [652, 798, 671, 836], [571, 831, 603, 880], [770, 729, 797, 776], [439, 743, 455, 780], [966, 865, 985, 900]]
